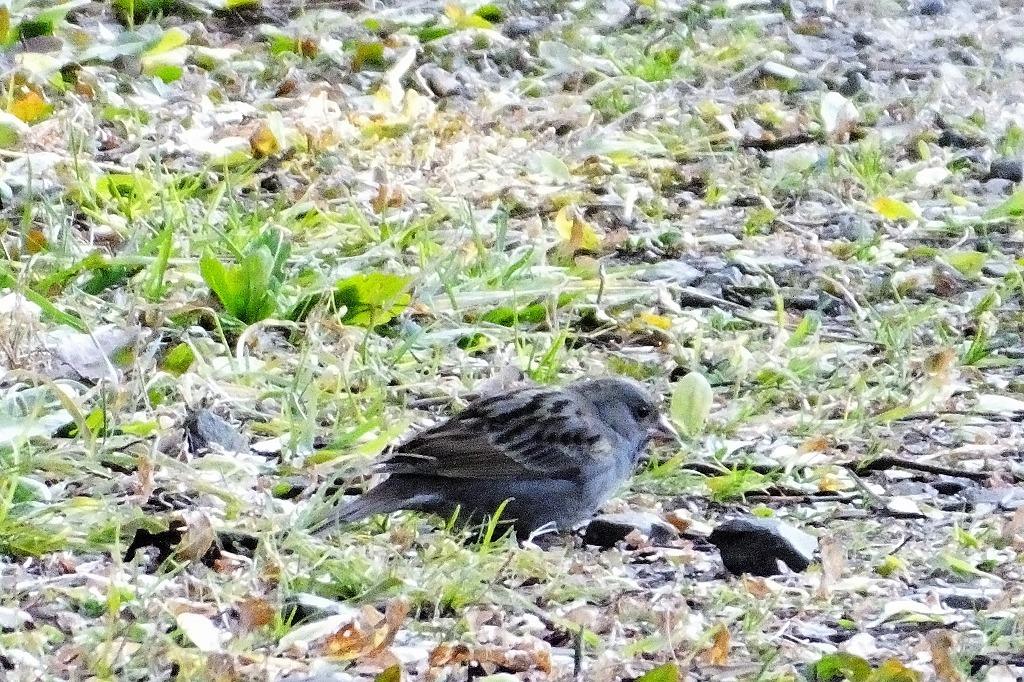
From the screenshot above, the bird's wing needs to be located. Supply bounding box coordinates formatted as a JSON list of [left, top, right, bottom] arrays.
[[378, 387, 614, 480]]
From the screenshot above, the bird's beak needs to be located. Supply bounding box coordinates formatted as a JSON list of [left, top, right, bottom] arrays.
[[649, 414, 681, 444]]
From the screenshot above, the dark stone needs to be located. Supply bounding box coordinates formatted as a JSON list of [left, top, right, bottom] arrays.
[[937, 130, 982, 149], [708, 517, 817, 576], [852, 31, 874, 46], [941, 593, 991, 610], [962, 487, 1024, 512], [502, 17, 544, 39], [919, 0, 948, 15], [931, 479, 972, 495], [280, 594, 352, 626], [582, 512, 679, 548], [987, 159, 1024, 183], [184, 408, 248, 455]]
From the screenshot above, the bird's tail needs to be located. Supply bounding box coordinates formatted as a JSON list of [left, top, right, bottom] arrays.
[[308, 479, 434, 536]]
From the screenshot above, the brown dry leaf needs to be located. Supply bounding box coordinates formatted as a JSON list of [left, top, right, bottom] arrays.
[[134, 452, 156, 501], [175, 511, 215, 562], [429, 636, 550, 675], [817, 533, 846, 596], [25, 229, 47, 254], [665, 509, 692, 533], [297, 37, 319, 59], [924, 348, 957, 378], [371, 184, 405, 213], [428, 642, 472, 668], [797, 435, 829, 454], [379, 599, 410, 649], [236, 597, 276, 634], [1000, 507, 1024, 545], [741, 576, 773, 598], [817, 473, 844, 492], [323, 622, 369, 660], [701, 624, 730, 665], [927, 630, 965, 682]]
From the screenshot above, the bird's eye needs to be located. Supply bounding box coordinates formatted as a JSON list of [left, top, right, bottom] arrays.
[[633, 404, 652, 420]]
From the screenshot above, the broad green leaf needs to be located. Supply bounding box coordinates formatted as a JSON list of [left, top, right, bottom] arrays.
[[163, 343, 195, 376], [942, 250, 986, 278], [984, 187, 1024, 218], [474, 4, 503, 21], [445, 3, 492, 29], [874, 555, 906, 578], [875, 403, 918, 423], [144, 27, 189, 56], [145, 64, 183, 83], [635, 662, 679, 682], [871, 197, 917, 221], [481, 302, 547, 326], [374, 665, 401, 682], [0, 111, 27, 147], [96, 173, 155, 202], [332, 273, 412, 328], [0, 8, 10, 47], [869, 659, 923, 682], [529, 150, 572, 184], [670, 371, 713, 436], [418, 25, 455, 42], [814, 652, 872, 682], [200, 249, 277, 325], [788, 312, 819, 347]]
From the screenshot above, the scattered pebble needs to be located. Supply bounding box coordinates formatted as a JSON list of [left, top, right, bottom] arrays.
[[708, 517, 818, 577], [987, 158, 1024, 183], [583, 513, 680, 548], [919, 0, 948, 15]]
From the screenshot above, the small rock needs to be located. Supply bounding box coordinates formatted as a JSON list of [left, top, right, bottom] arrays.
[[987, 159, 1024, 183], [937, 130, 982, 149], [502, 17, 545, 38], [761, 61, 801, 80], [583, 512, 680, 548], [708, 517, 817, 576], [852, 31, 874, 46], [950, 46, 982, 67], [839, 71, 868, 96], [962, 487, 1024, 512], [184, 408, 248, 455], [941, 593, 990, 610], [931, 478, 973, 496], [919, 0, 948, 15], [636, 261, 703, 286], [418, 64, 463, 98], [0, 606, 32, 630]]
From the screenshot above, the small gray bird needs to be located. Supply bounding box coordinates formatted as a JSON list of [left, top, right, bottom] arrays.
[[312, 377, 678, 537]]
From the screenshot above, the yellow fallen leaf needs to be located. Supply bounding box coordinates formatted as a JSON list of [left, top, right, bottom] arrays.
[[10, 90, 51, 124], [702, 624, 730, 665], [872, 196, 918, 221], [250, 123, 280, 158], [638, 312, 672, 329], [554, 205, 601, 252]]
